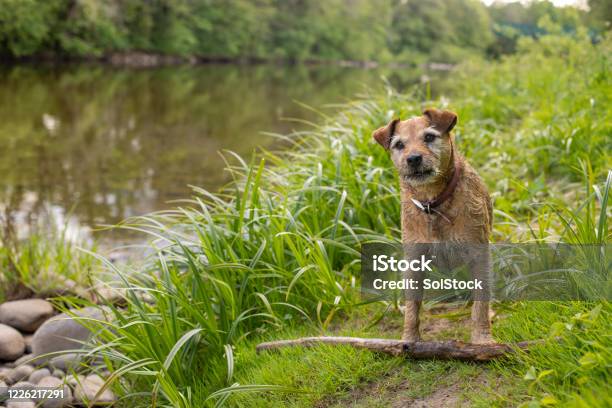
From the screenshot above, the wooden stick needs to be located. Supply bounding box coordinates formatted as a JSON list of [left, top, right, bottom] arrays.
[[256, 337, 544, 361]]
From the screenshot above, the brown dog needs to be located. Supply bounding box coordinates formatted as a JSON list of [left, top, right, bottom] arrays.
[[373, 108, 494, 344]]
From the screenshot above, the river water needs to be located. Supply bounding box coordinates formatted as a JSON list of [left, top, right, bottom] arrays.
[[0, 63, 441, 244]]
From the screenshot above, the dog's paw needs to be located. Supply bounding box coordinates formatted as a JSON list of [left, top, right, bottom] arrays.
[[401, 334, 421, 343]]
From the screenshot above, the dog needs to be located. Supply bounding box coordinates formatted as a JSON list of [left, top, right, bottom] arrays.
[[373, 108, 494, 344]]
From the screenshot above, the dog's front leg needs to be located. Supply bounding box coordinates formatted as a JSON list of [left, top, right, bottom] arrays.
[[469, 245, 494, 344], [402, 300, 421, 342], [401, 244, 426, 342], [471, 301, 493, 344]]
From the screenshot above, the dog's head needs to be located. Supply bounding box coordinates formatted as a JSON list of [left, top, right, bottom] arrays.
[[373, 108, 457, 187]]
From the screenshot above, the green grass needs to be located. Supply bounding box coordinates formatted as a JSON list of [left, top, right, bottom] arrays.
[[228, 304, 481, 407], [40, 29, 612, 407], [0, 227, 98, 302]]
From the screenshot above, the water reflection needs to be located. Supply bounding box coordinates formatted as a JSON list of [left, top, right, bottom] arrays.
[[0, 63, 440, 242]]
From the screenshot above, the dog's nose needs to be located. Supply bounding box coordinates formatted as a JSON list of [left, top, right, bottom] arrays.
[[407, 154, 422, 167]]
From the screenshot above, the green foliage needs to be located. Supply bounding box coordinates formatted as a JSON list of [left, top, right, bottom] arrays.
[[53, 0, 125, 56], [0, 227, 98, 302], [487, 0, 590, 57], [389, 0, 493, 64], [493, 302, 612, 407], [0, 0, 54, 56], [70, 31, 611, 407], [587, 0, 612, 30], [0, 0, 566, 63]]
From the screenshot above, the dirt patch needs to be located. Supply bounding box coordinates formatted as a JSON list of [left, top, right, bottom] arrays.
[[396, 372, 491, 408], [395, 379, 462, 408]]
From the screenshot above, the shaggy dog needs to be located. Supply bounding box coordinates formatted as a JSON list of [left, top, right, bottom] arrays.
[[373, 108, 494, 344]]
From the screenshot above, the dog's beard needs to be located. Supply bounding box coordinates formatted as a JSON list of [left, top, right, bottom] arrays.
[[401, 168, 436, 186]]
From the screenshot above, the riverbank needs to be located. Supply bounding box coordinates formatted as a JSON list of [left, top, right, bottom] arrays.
[[1, 29, 610, 408]]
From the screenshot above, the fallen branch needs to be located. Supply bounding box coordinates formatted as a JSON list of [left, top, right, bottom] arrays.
[[256, 337, 545, 361]]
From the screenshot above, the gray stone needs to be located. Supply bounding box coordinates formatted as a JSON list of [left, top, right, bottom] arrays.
[[51, 369, 64, 379], [0, 324, 25, 361], [36, 376, 73, 408], [4, 365, 34, 385], [8, 381, 35, 391], [94, 286, 127, 306], [65, 374, 85, 387], [6, 401, 35, 408], [11, 354, 34, 368], [0, 300, 54, 333], [31, 308, 104, 364], [0, 367, 11, 382], [49, 353, 82, 372], [84, 374, 104, 386], [27, 368, 50, 384], [73, 374, 115, 405]]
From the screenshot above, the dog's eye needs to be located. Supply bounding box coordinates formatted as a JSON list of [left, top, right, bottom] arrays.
[[424, 132, 437, 143], [393, 141, 404, 150]]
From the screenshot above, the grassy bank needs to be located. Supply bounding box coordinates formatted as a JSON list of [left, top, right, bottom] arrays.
[[79, 28, 611, 407]]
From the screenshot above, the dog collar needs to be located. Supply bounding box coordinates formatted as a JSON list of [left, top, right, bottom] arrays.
[[410, 161, 463, 215]]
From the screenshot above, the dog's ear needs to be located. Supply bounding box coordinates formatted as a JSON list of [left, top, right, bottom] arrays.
[[423, 108, 457, 134], [372, 118, 400, 150]]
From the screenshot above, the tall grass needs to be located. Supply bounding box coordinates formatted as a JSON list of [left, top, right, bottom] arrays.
[[84, 30, 610, 407], [0, 225, 98, 302]]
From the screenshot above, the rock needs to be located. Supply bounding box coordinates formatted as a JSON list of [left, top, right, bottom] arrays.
[[37, 376, 73, 408], [9, 381, 35, 391], [22, 336, 33, 355], [4, 366, 34, 385], [0, 324, 25, 361], [49, 353, 82, 372], [28, 368, 50, 384], [0, 367, 11, 381], [73, 374, 115, 405], [84, 374, 104, 386], [12, 354, 34, 368], [65, 374, 85, 387], [0, 300, 54, 333], [51, 369, 64, 379], [6, 401, 35, 408], [94, 287, 127, 307], [31, 308, 104, 365]]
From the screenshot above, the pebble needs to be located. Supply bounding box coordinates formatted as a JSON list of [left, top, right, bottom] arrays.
[[6, 401, 35, 408], [32, 307, 104, 364], [0, 300, 54, 333], [0, 367, 11, 381], [0, 324, 25, 361], [73, 374, 116, 405], [27, 368, 50, 384], [9, 381, 35, 391], [12, 354, 34, 368], [36, 376, 73, 408], [65, 374, 85, 387], [49, 353, 82, 372], [4, 365, 34, 385], [51, 369, 64, 379]]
